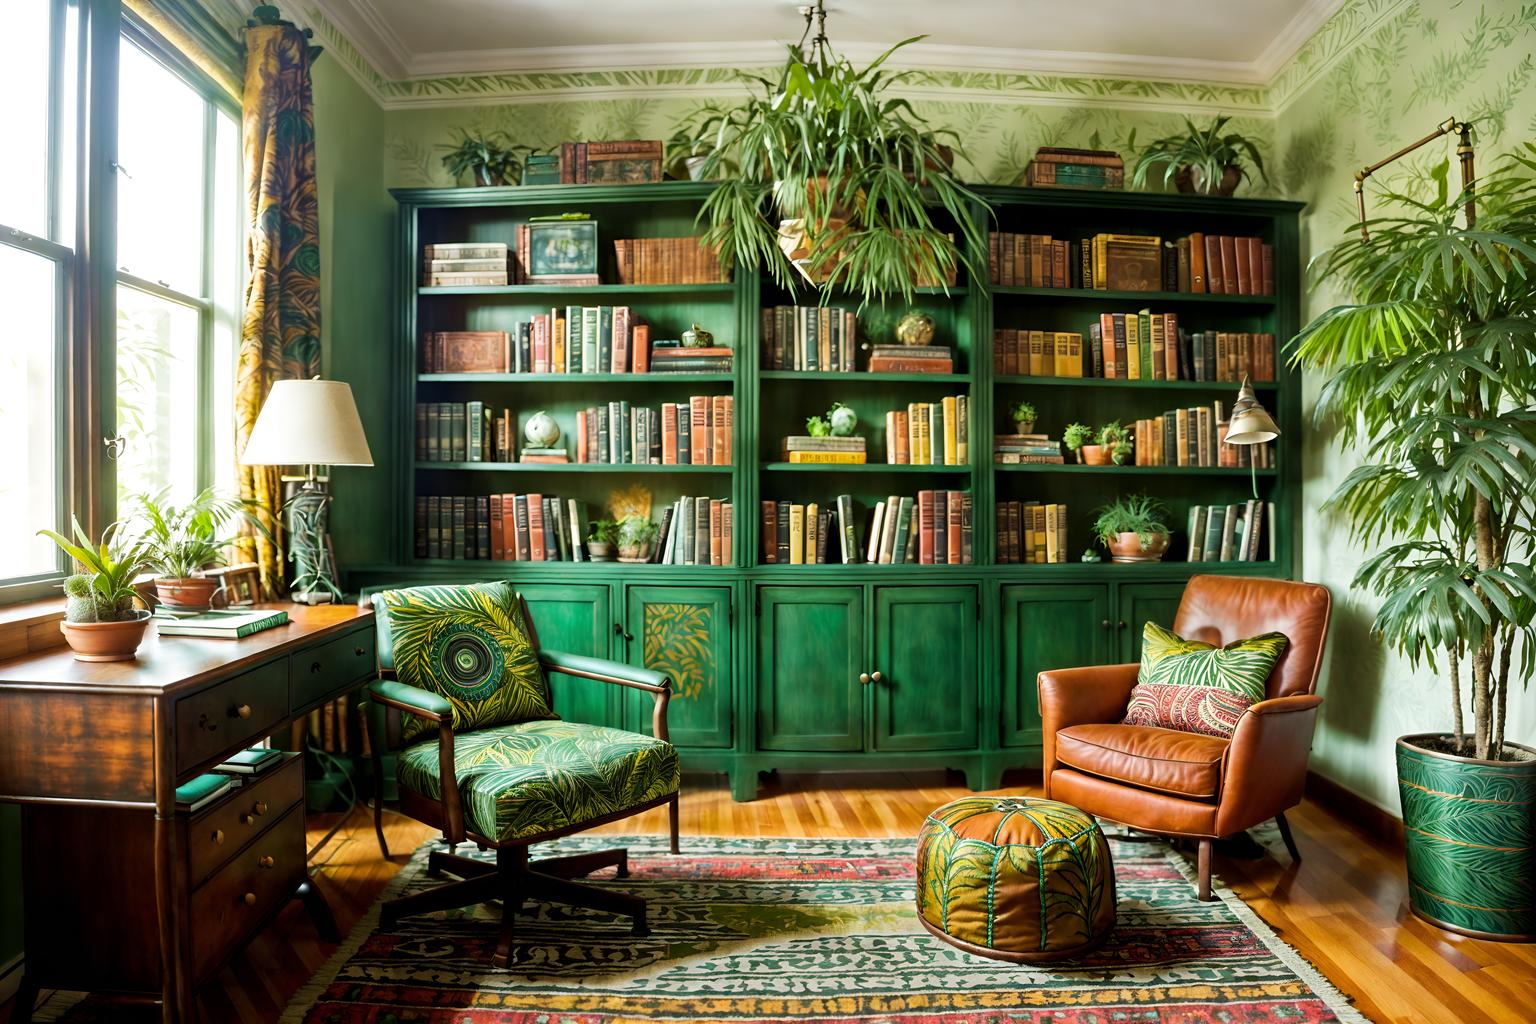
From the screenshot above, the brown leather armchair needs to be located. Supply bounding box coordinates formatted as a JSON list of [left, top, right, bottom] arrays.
[[1038, 574, 1331, 901]]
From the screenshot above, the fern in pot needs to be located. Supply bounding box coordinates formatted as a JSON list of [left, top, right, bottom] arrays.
[[1292, 146, 1536, 940], [677, 12, 984, 304], [132, 488, 274, 610], [39, 518, 153, 662], [1092, 494, 1171, 563]]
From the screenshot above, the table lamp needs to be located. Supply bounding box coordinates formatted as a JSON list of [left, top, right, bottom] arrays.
[[241, 378, 373, 603]]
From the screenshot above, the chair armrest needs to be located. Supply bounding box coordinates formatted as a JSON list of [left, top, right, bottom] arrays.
[[1216, 694, 1323, 835], [1037, 663, 1139, 798], [540, 649, 673, 742], [367, 678, 451, 721]]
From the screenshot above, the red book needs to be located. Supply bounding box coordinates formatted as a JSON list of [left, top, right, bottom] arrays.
[[532, 315, 549, 373], [612, 306, 630, 373], [1260, 243, 1275, 296], [528, 494, 546, 561], [1233, 238, 1253, 295], [1247, 238, 1264, 296], [946, 490, 963, 565], [761, 501, 778, 563], [575, 412, 588, 463], [1219, 236, 1238, 297], [631, 323, 651, 373], [689, 397, 708, 465], [1204, 235, 1225, 294], [1099, 314, 1116, 378], [662, 403, 679, 464], [917, 490, 935, 564], [723, 396, 734, 465], [489, 495, 504, 560]]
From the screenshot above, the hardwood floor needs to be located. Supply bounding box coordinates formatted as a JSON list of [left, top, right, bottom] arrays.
[[5, 770, 1534, 1023]]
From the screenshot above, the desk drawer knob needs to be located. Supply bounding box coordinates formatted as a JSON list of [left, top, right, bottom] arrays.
[[234, 704, 252, 720], [354, 646, 365, 657], [242, 892, 256, 907], [253, 801, 268, 816], [240, 813, 256, 826], [258, 855, 275, 869], [211, 829, 225, 845], [310, 661, 322, 674]]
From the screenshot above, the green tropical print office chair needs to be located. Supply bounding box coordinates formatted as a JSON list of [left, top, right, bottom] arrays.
[[366, 581, 680, 967]]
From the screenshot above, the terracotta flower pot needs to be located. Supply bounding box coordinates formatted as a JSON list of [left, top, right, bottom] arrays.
[[1080, 444, 1111, 466], [59, 610, 152, 662], [155, 576, 219, 611], [587, 541, 616, 562], [1106, 531, 1168, 563], [617, 541, 653, 564], [1014, 419, 1036, 436]]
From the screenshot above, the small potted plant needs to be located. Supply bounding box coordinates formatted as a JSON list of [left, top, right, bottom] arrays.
[[1092, 494, 1172, 563], [133, 488, 272, 610], [587, 519, 620, 562], [616, 516, 659, 563], [39, 518, 153, 661], [1062, 422, 1094, 463], [438, 130, 524, 187], [1094, 421, 1134, 466], [1130, 115, 1268, 197], [1008, 401, 1037, 435]]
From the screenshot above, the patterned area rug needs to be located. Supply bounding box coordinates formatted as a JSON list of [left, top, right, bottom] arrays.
[[283, 834, 1370, 1023]]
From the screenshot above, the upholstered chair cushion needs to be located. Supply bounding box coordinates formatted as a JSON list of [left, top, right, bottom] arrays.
[[376, 581, 556, 741], [1054, 723, 1229, 799], [1123, 622, 1288, 738], [397, 719, 680, 841]]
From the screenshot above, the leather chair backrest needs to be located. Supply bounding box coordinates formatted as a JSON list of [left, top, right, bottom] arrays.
[[1172, 575, 1331, 699]]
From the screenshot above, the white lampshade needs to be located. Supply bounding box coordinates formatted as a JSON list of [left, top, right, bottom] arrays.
[[241, 379, 374, 467], [1225, 379, 1280, 446]]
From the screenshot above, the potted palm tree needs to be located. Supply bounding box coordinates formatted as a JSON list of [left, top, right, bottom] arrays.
[[1130, 116, 1267, 197], [39, 518, 153, 661], [1293, 144, 1536, 941], [677, 12, 984, 304], [133, 488, 273, 610]]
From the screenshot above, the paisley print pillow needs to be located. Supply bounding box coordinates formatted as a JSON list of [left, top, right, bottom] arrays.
[[1123, 622, 1288, 738]]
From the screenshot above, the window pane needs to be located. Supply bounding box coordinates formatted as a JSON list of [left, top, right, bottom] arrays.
[[116, 39, 204, 292], [211, 110, 240, 495], [0, 0, 54, 236], [116, 285, 199, 505], [0, 244, 62, 579]]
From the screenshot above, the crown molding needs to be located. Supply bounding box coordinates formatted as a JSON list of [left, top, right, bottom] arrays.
[[304, 0, 412, 80], [1252, 0, 1350, 81]]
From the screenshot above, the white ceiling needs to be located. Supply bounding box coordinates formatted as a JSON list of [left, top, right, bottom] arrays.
[[309, 0, 1347, 85]]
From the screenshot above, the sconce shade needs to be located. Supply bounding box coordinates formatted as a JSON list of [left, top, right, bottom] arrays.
[[1226, 379, 1280, 445], [241, 379, 374, 467]]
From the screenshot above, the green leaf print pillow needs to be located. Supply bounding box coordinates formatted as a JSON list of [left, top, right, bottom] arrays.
[[377, 581, 556, 742], [1123, 622, 1288, 738]]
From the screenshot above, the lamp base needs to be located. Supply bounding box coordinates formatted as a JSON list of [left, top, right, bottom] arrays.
[[290, 588, 336, 606]]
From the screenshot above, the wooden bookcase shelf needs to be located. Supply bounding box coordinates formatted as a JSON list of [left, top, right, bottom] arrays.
[[378, 181, 1302, 801]]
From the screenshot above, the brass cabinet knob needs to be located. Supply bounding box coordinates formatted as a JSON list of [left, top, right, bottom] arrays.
[[870, 670, 883, 683], [310, 661, 322, 674], [240, 813, 256, 826], [858, 672, 871, 685], [211, 829, 225, 845], [1117, 620, 1127, 630], [1101, 619, 1112, 630], [234, 704, 252, 719], [253, 801, 268, 816], [258, 855, 275, 869], [354, 646, 365, 657], [242, 892, 256, 906]]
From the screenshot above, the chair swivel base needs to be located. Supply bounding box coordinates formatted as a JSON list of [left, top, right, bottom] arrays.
[[379, 844, 648, 967]]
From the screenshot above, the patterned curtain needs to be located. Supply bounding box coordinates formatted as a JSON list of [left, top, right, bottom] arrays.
[[235, 23, 322, 597]]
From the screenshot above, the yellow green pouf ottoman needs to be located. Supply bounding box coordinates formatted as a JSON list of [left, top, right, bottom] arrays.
[[916, 795, 1117, 962]]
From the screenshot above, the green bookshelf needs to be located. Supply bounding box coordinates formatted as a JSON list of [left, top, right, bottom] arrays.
[[364, 181, 1303, 800]]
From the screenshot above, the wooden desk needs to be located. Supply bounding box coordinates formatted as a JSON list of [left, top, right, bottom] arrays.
[[0, 604, 376, 1024]]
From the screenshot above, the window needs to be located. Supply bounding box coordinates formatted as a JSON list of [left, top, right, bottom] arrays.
[[114, 34, 240, 507], [0, 0, 77, 586]]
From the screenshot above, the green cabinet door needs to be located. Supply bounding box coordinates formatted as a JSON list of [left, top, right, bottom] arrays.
[[1115, 582, 1188, 662], [999, 584, 1111, 748], [870, 585, 978, 752], [621, 585, 733, 748], [517, 583, 619, 729], [756, 585, 864, 752]]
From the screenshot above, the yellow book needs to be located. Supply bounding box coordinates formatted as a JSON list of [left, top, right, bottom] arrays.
[[786, 450, 867, 464], [1045, 504, 1060, 563], [1066, 331, 1084, 377], [941, 396, 959, 465], [915, 403, 930, 464], [553, 313, 566, 372], [1032, 505, 1048, 563], [1025, 330, 1041, 376], [788, 504, 805, 565], [805, 502, 819, 564], [907, 403, 920, 465], [1125, 314, 1141, 380], [1052, 332, 1072, 376]]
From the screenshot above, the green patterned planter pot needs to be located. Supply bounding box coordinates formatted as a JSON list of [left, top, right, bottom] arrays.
[[916, 796, 1116, 962], [1397, 734, 1536, 942]]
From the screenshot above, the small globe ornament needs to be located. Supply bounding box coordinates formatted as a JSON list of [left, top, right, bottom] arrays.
[[681, 323, 714, 349], [828, 403, 858, 437], [895, 311, 936, 347], [523, 411, 561, 448]]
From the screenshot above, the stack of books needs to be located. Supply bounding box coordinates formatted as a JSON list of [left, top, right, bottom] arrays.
[[518, 446, 569, 464], [761, 496, 859, 564], [989, 232, 1071, 287], [760, 305, 860, 371], [421, 242, 509, 287], [996, 501, 1070, 563], [613, 237, 729, 284], [555, 140, 663, 185], [1023, 147, 1125, 189], [574, 396, 732, 465], [654, 497, 733, 566], [215, 747, 284, 775], [992, 329, 1086, 377], [1188, 500, 1273, 562], [782, 435, 866, 464], [993, 434, 1064, 465], [153, 608, 290, 639], [175, 773, 236, 813], [884, 397, 969, 464], [867, 345, 954, 374], [648, 342, 733, 374]]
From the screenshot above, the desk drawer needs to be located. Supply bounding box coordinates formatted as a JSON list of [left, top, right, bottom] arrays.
[[291, 628, 376, 713], [186, 753, 303, 886], [175, 659, 288, 772], [190, 800, 306, 981]]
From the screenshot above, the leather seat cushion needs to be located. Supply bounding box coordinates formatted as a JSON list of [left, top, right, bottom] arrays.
[[1054, 723, 1227, 799], [398, 719, 679, 841]]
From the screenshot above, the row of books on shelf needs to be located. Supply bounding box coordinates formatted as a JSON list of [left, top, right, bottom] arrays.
[[1189, 500, 1273, 562], [884, 396, 970, 465], [416, 401, 505, 462], [997, 501, 1070, 563], [988, 231, 1274, 296], [537, 139, 664, 185], [653, 496, 734, 566], [613, 237, 729, 285], [304, 696, 364, 756], [419, 311, 733, 375], [995, 316, 1276, 382], [994, 434, 1064, 464], [759, 305, 860, 371], [574, 397, 733, 465], [761, 491, 975, 565], [417, 494, 584, 561], [1133, 407, 1275, 468]]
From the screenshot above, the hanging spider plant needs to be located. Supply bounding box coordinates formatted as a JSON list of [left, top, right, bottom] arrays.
[[1130, 116, 1268, 196], [677, 27, 986, 304]]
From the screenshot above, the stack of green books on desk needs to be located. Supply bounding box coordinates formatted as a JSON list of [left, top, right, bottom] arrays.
[[153, 607, 289, 638]]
